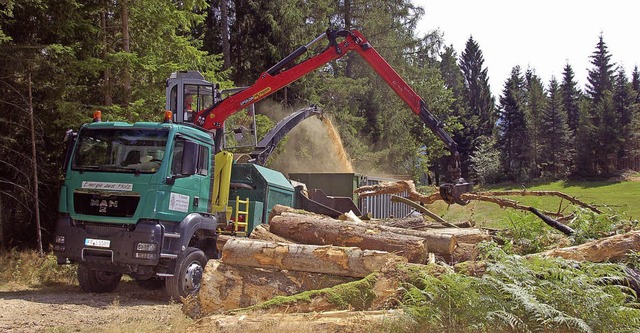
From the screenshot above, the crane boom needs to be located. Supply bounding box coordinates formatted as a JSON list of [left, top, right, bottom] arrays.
[[195, 29, 471, 205]]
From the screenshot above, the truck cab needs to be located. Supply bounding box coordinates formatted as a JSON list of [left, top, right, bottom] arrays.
[[53, 115, 219, 300]]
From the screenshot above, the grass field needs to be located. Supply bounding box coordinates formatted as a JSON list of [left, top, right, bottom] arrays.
[[427, 178, 640, 228]]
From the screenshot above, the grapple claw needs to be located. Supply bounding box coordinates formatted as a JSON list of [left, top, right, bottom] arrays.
[[439, 179, 473, 205]]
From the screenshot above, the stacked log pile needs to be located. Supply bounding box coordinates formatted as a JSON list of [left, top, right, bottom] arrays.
[[193, 205, 492, 317]]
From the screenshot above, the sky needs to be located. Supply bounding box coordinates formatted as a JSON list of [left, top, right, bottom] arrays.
[[413, 0, 639, 97]]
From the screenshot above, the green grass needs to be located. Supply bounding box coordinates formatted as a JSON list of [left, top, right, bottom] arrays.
[[427, 179, 640, 228]]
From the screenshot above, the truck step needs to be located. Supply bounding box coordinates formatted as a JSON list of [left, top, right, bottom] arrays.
[[160, 253, 178, 259], [164, 232, 180, 239]]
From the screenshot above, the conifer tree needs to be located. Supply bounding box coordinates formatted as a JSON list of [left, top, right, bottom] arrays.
[[613, 67, 634, 169], [524, 69, 547, 178], [560, 63, 581, 135], [498, 66, 529, 180], [458, 36, 495, 180], [459, 36, 496, 140], [586, 35, 615, 103], [440, 45, 471, 177], [540, 77, 572, 178]]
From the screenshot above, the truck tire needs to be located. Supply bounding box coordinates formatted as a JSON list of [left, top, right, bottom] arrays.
[[165, 247, 207, 301], [77, 264, 122, 293]]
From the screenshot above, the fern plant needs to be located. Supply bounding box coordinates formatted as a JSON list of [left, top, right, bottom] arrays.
[[398, 243, 640, 333]]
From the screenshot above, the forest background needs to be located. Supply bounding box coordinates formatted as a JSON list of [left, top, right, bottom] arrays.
[[0, 0, 638, 249]]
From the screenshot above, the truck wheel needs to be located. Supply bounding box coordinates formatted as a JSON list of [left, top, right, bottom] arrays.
[[77, 265, 122, 293], [165, 247, 206, 301]]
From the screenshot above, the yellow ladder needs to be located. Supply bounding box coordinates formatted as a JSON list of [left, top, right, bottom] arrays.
[[233, 196, 249, 236]]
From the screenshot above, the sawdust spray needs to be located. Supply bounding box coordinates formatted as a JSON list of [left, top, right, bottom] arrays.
[[262, 105, 355, 176]]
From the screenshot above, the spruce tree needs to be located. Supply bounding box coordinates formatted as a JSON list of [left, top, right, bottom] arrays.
[[560, 63, 581, 135], [497, 66, 529, 181], [613, 67, 634, 169], [524, 69, 547, 178], [540, 77, 572, 178], [583, 35, 617, 174], [459, 36, 496, 140], [440, 45, 471, 178], [586, 35, 615, 103]]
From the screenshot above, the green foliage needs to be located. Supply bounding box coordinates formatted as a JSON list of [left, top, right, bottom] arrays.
[[401, 243, 640, 332], [0, 249, 77, 288], [470, 136, 502, 184]]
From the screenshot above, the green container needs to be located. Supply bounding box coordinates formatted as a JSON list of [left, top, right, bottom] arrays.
[[230, 163, 294, 225]]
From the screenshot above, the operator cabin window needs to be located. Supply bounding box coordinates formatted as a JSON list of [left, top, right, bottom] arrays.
[[170, 138, 208, 176]]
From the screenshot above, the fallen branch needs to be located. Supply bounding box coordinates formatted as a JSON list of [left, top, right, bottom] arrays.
[[355, 181, 587, 226], [474, 190, 602, 214]]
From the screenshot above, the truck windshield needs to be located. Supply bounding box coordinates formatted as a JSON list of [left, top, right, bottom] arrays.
[[72, 128, 169, 174]]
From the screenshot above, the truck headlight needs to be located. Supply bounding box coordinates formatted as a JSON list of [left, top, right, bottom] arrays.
[[55, 235, 65, 244]]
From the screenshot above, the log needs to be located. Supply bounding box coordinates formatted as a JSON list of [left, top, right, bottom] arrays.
[[533, 230, 640, 262], [248, 224, 292, 243], [269, 214, 429, 263], [221, 238, 407, 278], [197, 260, 355, 315], [273, 211, 481, 255]]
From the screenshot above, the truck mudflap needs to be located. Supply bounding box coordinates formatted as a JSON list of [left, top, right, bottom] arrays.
[[53, 214, 163, 272]]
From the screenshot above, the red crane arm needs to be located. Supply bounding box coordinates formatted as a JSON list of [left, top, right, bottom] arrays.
[[195, 29, 470, 204]]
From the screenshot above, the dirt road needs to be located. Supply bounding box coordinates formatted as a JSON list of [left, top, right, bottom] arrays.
[[0, 282, 185, 332], [0, 282, 397, 333]]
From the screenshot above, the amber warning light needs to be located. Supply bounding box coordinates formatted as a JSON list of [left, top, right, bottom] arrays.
[[164, 110, 173, 123], [92, 110, 102, 122]]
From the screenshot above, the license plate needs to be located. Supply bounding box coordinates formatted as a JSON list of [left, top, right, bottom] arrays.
[[85, 238, 111, 248]]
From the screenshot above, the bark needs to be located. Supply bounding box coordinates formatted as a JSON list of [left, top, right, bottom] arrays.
[[248, 224, 292, 243], [221, 238, 407, 278], [197, 260, 354, 315], [533, 230, 640, 262], [269, 214, 429, 263]]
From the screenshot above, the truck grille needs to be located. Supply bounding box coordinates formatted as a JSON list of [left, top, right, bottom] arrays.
[[74, 191, 140, 217]]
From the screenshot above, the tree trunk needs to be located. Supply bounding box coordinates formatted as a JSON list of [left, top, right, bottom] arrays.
[[221, 238, 407, 278], [121, 0, 130, 105], [220, 0, 230, 70], [101, 0, 112, 105], [28, 72, 43, 256], [197, 260, 354, 315], [533, 230, 640, 262], [269, 214, 428, 263]]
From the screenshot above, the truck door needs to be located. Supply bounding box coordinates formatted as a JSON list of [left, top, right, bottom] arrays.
[[167, 136, 211, 215]]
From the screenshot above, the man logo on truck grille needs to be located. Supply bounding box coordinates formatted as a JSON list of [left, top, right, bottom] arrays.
[[90, 199, 118, 213]]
